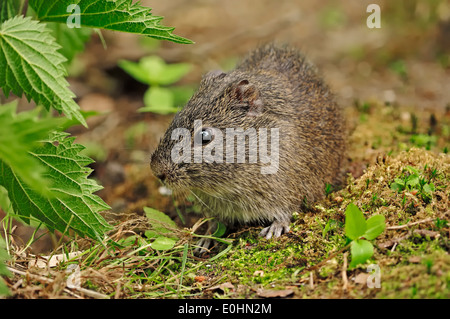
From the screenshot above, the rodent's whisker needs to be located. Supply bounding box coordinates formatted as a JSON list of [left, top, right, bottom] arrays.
[[188, 189, 213, 212]]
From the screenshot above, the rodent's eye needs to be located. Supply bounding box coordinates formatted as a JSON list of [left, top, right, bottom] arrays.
[[195, 128, 215, 146]]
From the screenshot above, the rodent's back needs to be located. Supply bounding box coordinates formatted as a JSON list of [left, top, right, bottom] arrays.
[[237, 44, 346, 192]]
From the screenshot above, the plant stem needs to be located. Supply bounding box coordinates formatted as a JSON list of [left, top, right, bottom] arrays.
[[19, 0, 29, 17]]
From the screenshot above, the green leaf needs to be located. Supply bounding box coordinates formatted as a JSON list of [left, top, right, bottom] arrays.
[[0, 101, 63, 195], [118, 59, 152, 85], [0, 131, 113, 240], [151, 236, 176, 251], [212, 221, 227, 238], [423, 183, 435, 194], [46, 22, 92, 63], [141, 56, 191, 85], [390, 182, 403, 192], [0, 16, 86, 126], [406, 175, 420, 189], [120, 56, 192, 86], [405, 166, 419, 175], [322, 219, 339, 238], [0, 0, 15, 24], [344, 203, 367, 240], [142, 86, 177, 114], [363, 215, 386, 240], [144, 207, 178, 238], [156, 63, 192, 86], [29, 0, 192, 44], [0, 238, 11, 296], [350, 239, 373, 268]]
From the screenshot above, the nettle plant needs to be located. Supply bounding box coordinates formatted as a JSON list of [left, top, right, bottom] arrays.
[[0, 0, 191, 293]]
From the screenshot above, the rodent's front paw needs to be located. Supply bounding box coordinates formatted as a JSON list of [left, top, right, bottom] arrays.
[[259, 220, 290, 239], [193, 237, 213, 256]]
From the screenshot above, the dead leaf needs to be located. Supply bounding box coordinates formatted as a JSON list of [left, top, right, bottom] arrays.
[[256, 288, 294, 298], [253, 270, 264, 277], [334, 196, 343, 203], [28, 252, 81, 268], [408, 256, 422, 264], [354, 273, 369, 284]]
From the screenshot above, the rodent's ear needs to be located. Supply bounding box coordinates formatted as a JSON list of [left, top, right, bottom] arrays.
[[233, 79, 264, 116]]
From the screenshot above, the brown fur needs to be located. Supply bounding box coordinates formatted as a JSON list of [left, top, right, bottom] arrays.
[[150, 44, 346, 242]]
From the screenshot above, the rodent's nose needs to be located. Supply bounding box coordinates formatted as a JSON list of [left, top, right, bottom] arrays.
[[156, 173, 166, 182]]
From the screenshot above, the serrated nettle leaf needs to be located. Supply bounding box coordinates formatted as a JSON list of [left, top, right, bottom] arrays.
[[0, 131, 112, 240], [350, 239, 373, 268], [0, 16, 86, 126], [29, 0, 192, 44], [363, 214, 385, 240], [46, 22, 92, 63], [0, 101, 63, 194], [344, 203, 367, 241]]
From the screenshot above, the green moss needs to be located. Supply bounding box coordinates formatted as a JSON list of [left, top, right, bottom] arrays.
[[376, 252, 450, 299]]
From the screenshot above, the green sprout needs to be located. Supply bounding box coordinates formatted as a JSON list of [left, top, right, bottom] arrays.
[[390, 166, 436, 203], [344, 203, 386, 268], [119, 56, 194, 114]]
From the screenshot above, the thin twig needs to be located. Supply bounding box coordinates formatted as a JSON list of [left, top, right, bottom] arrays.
[[20, 0, 29, 16], [387, 218, 434, 230], [309, 272, 314, 289], [342, 252, 348, 291]]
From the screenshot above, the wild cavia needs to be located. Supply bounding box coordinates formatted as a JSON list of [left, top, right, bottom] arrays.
[[150, 44, 346, 252]]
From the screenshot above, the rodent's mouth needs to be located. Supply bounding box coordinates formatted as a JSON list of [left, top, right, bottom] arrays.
[[157, 174, 190, 192]]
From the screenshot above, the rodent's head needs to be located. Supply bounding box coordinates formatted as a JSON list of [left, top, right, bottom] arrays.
[[150, 70, 276, 194]]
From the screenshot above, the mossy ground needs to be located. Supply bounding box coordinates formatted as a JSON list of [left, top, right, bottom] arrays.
[[5, 101, 448, 299], [2, 0, 450, 299], [183, 102, 449, 299]]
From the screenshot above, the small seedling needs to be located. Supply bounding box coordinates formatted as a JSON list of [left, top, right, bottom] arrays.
[[322, 219, 341, 238], [119, 56, 194, 114], [434, 218, 448, 230], [344, 203, 386, 268], [389, 59, 408, 81], [390, 166, 436, 203], [409, 134, 437, 150], [324, 183, 334, 196]]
